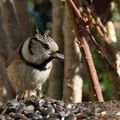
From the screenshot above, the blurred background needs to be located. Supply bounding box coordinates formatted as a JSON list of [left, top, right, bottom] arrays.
[[0, 0, 120, 103]]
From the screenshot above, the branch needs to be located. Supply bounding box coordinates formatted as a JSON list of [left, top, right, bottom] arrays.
[[66, 0, 104, 102]]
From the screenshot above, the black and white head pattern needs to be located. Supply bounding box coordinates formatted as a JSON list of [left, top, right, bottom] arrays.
[[19, 31, 59, 70]]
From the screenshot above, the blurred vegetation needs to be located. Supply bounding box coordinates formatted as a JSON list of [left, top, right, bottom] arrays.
[[26, 0, 120, 101], [1, 0, 118, 102], [112, 4, 120, 49], [27, 0, 52, 32]]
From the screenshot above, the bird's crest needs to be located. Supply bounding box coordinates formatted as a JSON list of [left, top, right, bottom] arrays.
[[35, 28, 52, 43]]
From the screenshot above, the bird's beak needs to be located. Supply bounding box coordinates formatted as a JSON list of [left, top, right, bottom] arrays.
[[52, 51, 64, 60]]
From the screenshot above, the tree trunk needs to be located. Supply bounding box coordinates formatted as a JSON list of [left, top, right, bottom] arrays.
[[0, 1, 8, 55], [12, 0, 33, 41], [0, 0, 22, 102], [63, 4, 83, 103], [1, 0, 22, 53], [0, 54, 15, 102], [105, 21, 120, 99], [47, 0, 64, 99]]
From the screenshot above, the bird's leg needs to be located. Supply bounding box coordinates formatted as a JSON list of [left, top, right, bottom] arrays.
[[16, 89, 44, 100], [16, 90, 30, 100], [36, 88, 44, 97]]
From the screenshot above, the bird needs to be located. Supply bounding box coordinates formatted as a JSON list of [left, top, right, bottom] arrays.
[[7, 29, 64, 99]]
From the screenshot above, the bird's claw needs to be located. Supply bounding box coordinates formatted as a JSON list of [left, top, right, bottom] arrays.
[[16, 89, 44, 100]]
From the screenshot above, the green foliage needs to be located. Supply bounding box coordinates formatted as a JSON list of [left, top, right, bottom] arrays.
[[112, 4, 120, 22], [92, 46, 112, 101], [101, 73, 112, 101]]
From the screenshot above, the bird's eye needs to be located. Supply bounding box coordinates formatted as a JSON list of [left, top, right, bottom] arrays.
[[42, 43, 49, 49]]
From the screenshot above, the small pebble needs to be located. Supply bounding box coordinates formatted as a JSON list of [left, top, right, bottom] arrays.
[[46, 104, 55, 113], [9, 112, 15, 118], [44, 97, 57, 103], [65, 112, 76, 120], [27, 113, 43, 120], [39, 99, 45, 106], [0, 115, 6, 120], [24, 105, 35, 114], [16, 102, 26, 113], [0, 95, 118, 119], [15, 113, 28, 119]]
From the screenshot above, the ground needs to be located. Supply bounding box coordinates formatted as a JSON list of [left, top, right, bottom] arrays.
[[0, 96, 120, 120]]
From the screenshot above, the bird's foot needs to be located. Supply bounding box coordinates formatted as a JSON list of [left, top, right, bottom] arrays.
[[16, 89, 44, 100]]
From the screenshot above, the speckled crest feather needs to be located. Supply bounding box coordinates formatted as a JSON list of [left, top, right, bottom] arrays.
[[35, 29, 53, 44]]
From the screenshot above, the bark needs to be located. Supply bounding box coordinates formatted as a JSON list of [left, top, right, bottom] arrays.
[[63, 4, 83, 103], [47, 0, 64, 99]]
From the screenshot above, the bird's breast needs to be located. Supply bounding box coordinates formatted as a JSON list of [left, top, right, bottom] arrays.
[[32, 62, 52, 86], [7, 59, 53, 91]]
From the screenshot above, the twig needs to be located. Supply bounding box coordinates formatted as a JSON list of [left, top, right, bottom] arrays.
[[66, 0, 104, 102], [67, 1, 116, 71]]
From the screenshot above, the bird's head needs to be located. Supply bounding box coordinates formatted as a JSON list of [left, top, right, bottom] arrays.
[[19, 30, 64, 69]]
